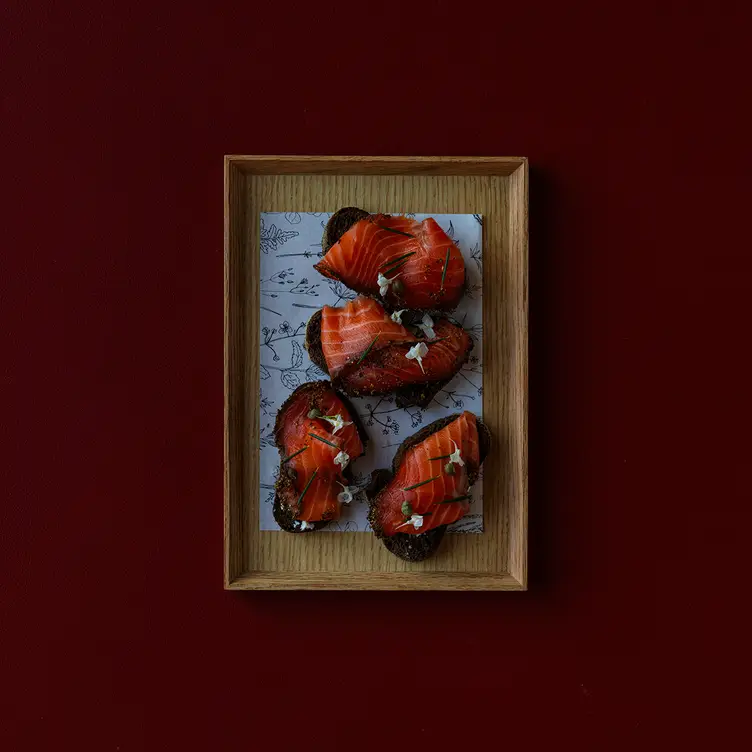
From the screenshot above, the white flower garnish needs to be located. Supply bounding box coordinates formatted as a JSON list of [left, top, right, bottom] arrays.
[[377, 271, 401, 296], [418, 313, 436, 339], [336, 481, 353, 505], [334, 450, 350, 470], [449, 440, 465, 467], [405, 342, 429, 373], [298, 520, 314, 531], [390, 309, 407, 324], [396, 514, 424, 530], [321, 413, 352, 434]]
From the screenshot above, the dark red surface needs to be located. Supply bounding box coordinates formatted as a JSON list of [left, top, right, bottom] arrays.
[[2, 2, 750, 749]]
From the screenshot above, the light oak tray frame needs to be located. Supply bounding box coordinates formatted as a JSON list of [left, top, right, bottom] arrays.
[[224, 156, 527, 590]]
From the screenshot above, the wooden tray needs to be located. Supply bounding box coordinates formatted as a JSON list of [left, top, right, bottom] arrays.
[[224, 156, 528, 590]]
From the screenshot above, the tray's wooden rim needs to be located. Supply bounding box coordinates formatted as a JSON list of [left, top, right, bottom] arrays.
[[224, 155, 528, 591], [226, 571, 526, 591], [225, 154, 526, 176]]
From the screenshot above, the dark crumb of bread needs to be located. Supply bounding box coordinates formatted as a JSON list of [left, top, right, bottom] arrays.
[[304, 310, 329, 376], [382, 527, 448, 561], [366, 413, 491, 560], [273, 464, 321, 533], [321, 207, 371, 252], [272, 380, 368, 534]]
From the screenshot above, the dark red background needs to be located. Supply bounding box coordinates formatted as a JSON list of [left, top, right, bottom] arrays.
[[2, 1, 750, 749]]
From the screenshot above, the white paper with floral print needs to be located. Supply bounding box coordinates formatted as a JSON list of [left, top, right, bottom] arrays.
[[258, 212, 483, 533]]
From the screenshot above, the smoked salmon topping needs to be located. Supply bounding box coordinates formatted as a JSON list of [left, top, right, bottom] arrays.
[[314, 214, 465, 311]]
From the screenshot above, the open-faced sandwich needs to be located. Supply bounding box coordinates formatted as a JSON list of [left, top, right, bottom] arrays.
[[314, 207, 466, 311], [273, 381, 367, 533], [305, 295, 472, 408], [366, 411, 490, 561]]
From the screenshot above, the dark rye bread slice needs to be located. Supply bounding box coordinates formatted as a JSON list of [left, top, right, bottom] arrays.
[[366, 414, 492, 561], [272, 380, 368, 533], [304, 309, 474, 409], [321, 207, 371, 253], [304, 309, 328, 376]]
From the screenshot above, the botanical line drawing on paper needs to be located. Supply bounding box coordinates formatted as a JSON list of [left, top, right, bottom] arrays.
[[261, 269, 321, 298], [327, 279, 358, 306], [445, 220, 459, 246], [452, 359, 483, 396], [465, 283, 482, 300], [259, 423, 275, 449], [261, 321, 306, 361], [466, 324, 483, 342], [260, 341, 328, 390], [470, 242, 482, 272], [432, 390, 476, 410], [260, 392, 275, 417], [360, 396, 424, 433], [447, 513, 483, 533], [276, 245, 319, 259], [261, 483, 276, 506], [260, 218, 299, 254]]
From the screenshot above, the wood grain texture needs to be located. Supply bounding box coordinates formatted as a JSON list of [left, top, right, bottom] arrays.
[[227, 572, 525, 591], [224, 156, 528, 590], [227, 155, 525, 176]]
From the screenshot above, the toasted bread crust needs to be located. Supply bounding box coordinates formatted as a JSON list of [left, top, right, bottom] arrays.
[[304, 310, 329, 376], [366, 413, 491, 559], [382, 526, 448, 561], [321, 207, 371, 252]]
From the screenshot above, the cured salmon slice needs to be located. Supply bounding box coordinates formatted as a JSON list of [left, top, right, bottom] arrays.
[[272, 381, 366, 532], [318, 296, 415, 378], [314, 213, 465, 311], [342, 318, 471, 395], [367, 412, 491, 561], [306, 296, 473, 406]]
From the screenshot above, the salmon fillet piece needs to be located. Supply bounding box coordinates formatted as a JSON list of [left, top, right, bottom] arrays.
[[314, 214, 465, 311]]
